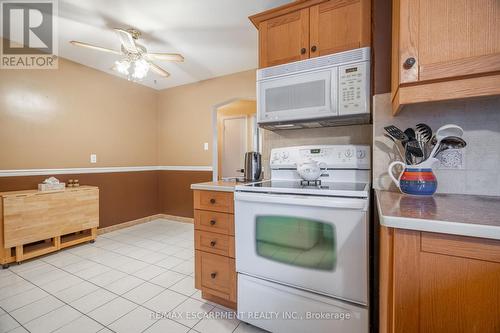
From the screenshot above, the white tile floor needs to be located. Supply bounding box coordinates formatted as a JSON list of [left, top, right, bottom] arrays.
[[0, 219, 267, 333]]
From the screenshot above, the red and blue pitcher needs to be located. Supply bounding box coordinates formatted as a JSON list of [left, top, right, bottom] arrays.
[[388, 160, 438, 196]]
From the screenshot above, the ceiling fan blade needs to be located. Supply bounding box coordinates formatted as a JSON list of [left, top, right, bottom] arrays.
[[69, 41, 121, 55], [149, 62, 170, 78], [114, 28, 138, 53], [147, 53, 184, 62]]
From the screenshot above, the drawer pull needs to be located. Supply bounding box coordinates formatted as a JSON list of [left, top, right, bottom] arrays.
[[210, 240, 217, 247], [210, 198, 216, 204], [210, 272, 217, 279], [209, 220, 216, 226]]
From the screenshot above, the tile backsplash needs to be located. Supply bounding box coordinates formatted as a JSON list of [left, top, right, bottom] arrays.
[[261, 124, 373, 177], [373, 93, 500, 196]]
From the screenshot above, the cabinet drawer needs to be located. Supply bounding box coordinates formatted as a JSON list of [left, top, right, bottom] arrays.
[[194, 190, 234, 213], [194, 210, 234, 235], [421, 232, 500, 263], [195, 230, 235, 258], [195, 251, 236, 302]]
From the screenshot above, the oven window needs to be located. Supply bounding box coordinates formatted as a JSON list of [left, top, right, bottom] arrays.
[[255, 216, 336, 271]]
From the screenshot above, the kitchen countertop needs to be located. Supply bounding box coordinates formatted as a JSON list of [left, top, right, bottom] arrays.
[[191, 180, 250, 192], [376, 190, 500, 240]]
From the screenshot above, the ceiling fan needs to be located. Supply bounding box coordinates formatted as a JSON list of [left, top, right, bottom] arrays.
[[70, 28, 184, 81]]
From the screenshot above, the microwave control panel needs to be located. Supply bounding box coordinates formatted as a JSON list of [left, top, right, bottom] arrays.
[[338, 62, 369, 116]]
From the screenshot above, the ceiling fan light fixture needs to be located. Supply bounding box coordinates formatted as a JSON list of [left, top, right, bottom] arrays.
[[114, 59, 130, 75], [131, 58, 149, 81]]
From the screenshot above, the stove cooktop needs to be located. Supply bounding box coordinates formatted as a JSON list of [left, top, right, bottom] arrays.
[[236, 180, 370, 198]]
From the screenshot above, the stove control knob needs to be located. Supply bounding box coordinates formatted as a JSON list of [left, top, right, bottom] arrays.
[[357, 150, 366, 159], [344, 150, 353, 158]]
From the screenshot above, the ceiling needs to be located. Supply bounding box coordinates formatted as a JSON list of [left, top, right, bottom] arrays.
[[54, 0, 292, 90]]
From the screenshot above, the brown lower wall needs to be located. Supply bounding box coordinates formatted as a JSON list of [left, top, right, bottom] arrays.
[[159, 170, 213, 218], [0, 171, 160, 229], [0, 169, 213, 228]]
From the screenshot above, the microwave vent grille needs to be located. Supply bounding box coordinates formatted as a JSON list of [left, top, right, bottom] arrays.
[[257, 47, 370, 80]]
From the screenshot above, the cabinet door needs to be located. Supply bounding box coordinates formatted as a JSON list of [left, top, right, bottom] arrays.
[[258, 8, 310, 68], [398, 0, 500, 84], [392, 230, 500, 333], [309, 0, 371, 58]]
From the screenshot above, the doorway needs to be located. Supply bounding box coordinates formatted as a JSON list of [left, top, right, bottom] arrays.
[[215, 99, 257, 180]]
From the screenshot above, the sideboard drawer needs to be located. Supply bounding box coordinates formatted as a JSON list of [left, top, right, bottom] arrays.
[[195, 230, 235, 258], [195, 250, 236, 302], [194, 190, 234, 213], [194, 210, 234, 235]]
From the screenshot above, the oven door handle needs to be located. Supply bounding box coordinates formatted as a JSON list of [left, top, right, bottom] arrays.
[[234, 192, 367, 210]]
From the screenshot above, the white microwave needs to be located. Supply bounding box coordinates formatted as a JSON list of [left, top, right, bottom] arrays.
[[257, 47, 370, 130]]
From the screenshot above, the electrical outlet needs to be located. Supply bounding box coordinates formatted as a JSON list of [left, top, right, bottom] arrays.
[[204, 142, 209, 151], [90, 154, 97, 164], [436, 149, 465, 169]]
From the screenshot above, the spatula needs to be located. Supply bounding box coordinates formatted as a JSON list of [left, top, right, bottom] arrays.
[[384, 125, 408, 142]]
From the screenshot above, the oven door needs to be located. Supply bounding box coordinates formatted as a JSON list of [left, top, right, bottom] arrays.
[[257, 68, 338, 124], [234, 191, 368, 305]]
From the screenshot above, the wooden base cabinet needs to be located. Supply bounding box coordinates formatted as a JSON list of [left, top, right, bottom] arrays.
[[391, 0, 500, 114], [380, 227, 500, 333], [0, 186, 99, 267], [250, 0, 371, 68], [193, 190, 237, 309]]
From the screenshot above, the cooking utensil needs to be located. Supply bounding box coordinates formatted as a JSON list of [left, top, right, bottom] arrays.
[[403, 128, 415, 145], [406, 140, 424, 164], [431, 124, 464, 145], [415, 123, 432, 142], [415, 123, 432, 157], [384, 125, 409, 142], [432, 136, 467, 157], [384, 133, 405, 161]]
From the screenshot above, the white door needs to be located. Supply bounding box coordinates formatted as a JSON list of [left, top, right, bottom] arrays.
[[222, 117, 247, 178], [234, 191, 369, 305]]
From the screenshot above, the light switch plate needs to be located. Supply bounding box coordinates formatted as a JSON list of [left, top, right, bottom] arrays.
[[204, 142, 209, 151], [90, 154, 97, 164]]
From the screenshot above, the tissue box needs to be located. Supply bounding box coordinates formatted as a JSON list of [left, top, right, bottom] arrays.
[[38, 183, 66, 192]]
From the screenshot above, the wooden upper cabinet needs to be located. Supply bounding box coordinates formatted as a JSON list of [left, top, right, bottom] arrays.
[[392, 0, 500, 114], [258, 8, 310, 68], [309, 0, 371, 58], [250, 0, 371, 68]]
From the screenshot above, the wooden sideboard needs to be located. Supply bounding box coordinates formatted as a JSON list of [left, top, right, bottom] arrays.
[[193, 189, 237, 309], [0, 186, 99, 267], [380, 227, 500, 333]]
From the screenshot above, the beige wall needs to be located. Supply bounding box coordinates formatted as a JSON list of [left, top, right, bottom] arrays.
[[157, 70, 256, 166], [0, 57, 158, 169]]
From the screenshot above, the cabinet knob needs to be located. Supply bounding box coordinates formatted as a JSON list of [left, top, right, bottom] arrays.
[[403, 57, 416, 69], [300, 47, 306, 55], [311, 45, 317, 52], [209, 198, 216, 204], [210, 272, 217, 279], [210, 240, 217, 247], [209, 219, 216, 226]]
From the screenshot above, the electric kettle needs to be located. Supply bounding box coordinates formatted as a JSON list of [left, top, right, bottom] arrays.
[[244, 152, 262, 181]]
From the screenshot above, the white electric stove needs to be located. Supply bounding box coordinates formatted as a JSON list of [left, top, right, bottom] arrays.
[[234, 145, 371, 333]]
